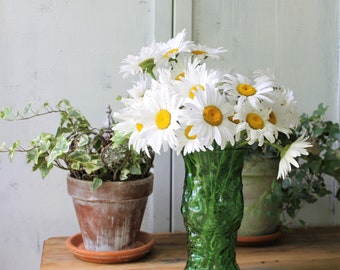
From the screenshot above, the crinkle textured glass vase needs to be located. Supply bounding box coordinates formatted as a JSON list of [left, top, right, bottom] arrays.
[[181, 147, 247, 270]]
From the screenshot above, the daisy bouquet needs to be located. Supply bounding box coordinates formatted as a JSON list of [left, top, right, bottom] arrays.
[[114, 29, 311, 180]]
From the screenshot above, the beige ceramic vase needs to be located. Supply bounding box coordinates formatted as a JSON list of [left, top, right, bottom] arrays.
[[238, 158, 280, 240]]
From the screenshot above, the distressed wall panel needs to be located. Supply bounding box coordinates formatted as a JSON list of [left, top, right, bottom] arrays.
[[172, 0, 340, 231], [0, 1, 172, 270]]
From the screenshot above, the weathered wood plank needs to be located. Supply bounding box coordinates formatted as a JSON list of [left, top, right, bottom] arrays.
[[41, 227, 340, 269]]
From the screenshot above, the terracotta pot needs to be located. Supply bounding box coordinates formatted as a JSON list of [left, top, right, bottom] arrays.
[[238, 158, 280, 238], [67, 173, 153, 251]]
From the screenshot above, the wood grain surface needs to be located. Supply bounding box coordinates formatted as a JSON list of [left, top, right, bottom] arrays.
[[40, 226, 340, 270]]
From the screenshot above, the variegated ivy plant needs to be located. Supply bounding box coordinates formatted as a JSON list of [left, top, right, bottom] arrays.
[[0, 99, 154, 190], [260, 104, 340, 226]]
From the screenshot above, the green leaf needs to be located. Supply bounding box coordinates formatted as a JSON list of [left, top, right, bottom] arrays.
[[333, 168, 340, 183], [281, 178, 291, 189], [8, 141, 20, 160], [83, 161, 101, 174], [39, 140, 51, 153], [298, 219, 306, 228], [287, 207, 296, 219], [77, 135, 89, 147], [128, 164, 141, 175], [336, 188, 340, 200], [38, 162, 54, 179], [46, 135, 71, 166], [92, 177, 103, 191], [308, 159, 322, 175], [23, 103, 32, 114], [0, 142, 6, 150], [70, 162, 81, 170], [68, 149, 91, 162], [26, 148, 39, 164], [120, 168, 129, 180], [31, 155, 49, 172], [0, 106, 13, 119]]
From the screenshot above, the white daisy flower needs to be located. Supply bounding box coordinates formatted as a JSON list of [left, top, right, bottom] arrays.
[[253, 69, 276, 85], [113, 108, 150, 155], [119, 78, 150, 108], [277, 136, 312, 179], [233, 102, 275, 146], [174, 60, 219, 100], [136, 84, 184, 154], [126, 78, 150, 99], [183, 83, 236, 149], [174, 124, 210, 155], [191, 43, 227, 60], [117, 33, 308, 169], [266, 87, 300, 137], [120, 41, 161, 78], [159, 29, 193, 60], [169, 55, 199, 81], [221, 72, 274, 108], [113, 108, 135, 135], [153, 68, 177, 93]]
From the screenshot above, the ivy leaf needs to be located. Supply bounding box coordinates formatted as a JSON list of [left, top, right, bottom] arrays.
[[23, 103, 32, 114], [8, 141, 20, 160], [120, 168, 129, 180], [46, 135, 71, 166], [128, 164, 141, 175], [77, 135, 89, 147], [298, 219, 306, 228], [336, 189, 340, 200], [281, 178, 291, 189], [70, 162, 80, 170], [83, 161, 101, 174], [31, 155, 49, 172], [287, 207, 296, 219], [38, 162, 54, 179], [0, 106, 13, 119], [308, 159, 322, 175], [68, 149, 90, 162], [92, 177, 103, 191]]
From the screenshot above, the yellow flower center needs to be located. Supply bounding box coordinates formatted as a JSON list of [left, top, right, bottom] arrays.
[[156, 109, 171, 129], [228, 114, 240, 124], [237, 83, 256, 96], [164, 48, 179, 58], [203, 106, 223, 126], [246, 113, 264, 130], [136, 123, 143, 132], [189, 84, 204, 99], [269, 111, 277, 125], [175, 72, 185, 80], [184, 125, 197, 140], [192, 50, 207, 55]]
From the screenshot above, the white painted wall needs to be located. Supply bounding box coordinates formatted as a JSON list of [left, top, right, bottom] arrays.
[[0, 1, 172, 269], [1, 1, 340, 269], [172, 0, 340, 231]]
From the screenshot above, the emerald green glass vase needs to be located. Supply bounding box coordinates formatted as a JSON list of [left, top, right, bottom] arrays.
[[181, 147, 247, 270]]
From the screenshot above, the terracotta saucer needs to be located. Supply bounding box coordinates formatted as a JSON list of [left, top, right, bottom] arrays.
[[237, 229, 283, 246], [66, 231, 154, 264]]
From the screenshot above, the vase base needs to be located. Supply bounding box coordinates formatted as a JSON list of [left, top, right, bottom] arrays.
[[237, 229, 283, 246], [66, 231, 154, 264]]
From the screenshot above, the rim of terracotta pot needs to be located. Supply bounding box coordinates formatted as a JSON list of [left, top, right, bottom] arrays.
[[242, 157, 279, 177], [67, 173, 154, 201]]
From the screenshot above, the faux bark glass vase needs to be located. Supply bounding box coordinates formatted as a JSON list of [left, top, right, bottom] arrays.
[[181, 147, 247, 270]]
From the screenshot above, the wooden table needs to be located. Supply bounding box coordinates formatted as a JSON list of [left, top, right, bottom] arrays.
[[40, 227, 340, 270]]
